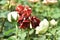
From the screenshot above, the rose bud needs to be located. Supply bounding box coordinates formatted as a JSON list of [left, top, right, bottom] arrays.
[[50, 19, 58, 26], [35, 19, 49, 34], [7, 11, 18, 22]]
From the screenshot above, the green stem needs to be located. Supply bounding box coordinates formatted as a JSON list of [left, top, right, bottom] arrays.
[[27, 29, 30, 40], [0, 18, 5, 40], [54, 30, 57, 40], [15, 22, 18, 40], [48, 36, 50, 40]]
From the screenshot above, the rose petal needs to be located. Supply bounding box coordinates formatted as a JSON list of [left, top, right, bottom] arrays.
[[19, 20, 30, 29], [31, 16, 40, 28], [16, 5, 24, 15]]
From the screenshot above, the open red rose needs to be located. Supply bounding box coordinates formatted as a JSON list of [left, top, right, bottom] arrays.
[[16, 5, 32, 17], [16, 5, 40, 29]]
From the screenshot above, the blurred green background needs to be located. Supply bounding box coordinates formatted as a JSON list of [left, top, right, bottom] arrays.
[[0, 0, 60, 40]]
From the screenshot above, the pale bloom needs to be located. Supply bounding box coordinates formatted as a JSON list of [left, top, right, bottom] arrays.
[[42, 0, 58, 4], [35, 19, 49, 34], [7, 0, 16, 6], [50, 19, 57, 26], [39, 19, 49, 27], [7, 11, 18, 22], [30, 23, 32, 28], [48, 0, 57, 3], [28, 0, 39, 2], [42, 0, 47, 4]]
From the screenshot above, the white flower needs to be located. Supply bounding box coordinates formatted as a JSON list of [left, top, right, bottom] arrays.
[[39, 19, 49, 27], [7, 11, 18, 22], [35, 19, 49, 34], [42, 0, 47, 4], [50, 19, 57, 26], [48, 0, 57, 3], [42, 0, 58, 4]]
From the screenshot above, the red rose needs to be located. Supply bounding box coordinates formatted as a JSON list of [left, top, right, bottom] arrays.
[[16, 5, 40, 29]]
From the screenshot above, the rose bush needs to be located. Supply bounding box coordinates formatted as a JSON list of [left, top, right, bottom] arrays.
[[0, 0, 60, 40]]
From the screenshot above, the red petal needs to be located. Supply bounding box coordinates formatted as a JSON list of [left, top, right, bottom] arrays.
[[16, 5, 24, 15], [19, 20, 30, 29], [31, 16, 40, 28], [17, 16, 23, 24]]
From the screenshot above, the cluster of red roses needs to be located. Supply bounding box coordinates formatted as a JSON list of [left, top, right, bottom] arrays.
[[16, 5, 40, 29]]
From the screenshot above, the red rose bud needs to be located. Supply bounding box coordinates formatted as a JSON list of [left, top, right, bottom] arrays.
[[31, 16, 40, 28]]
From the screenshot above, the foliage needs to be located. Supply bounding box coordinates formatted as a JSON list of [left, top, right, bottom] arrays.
[[0, 0, 60, 40]]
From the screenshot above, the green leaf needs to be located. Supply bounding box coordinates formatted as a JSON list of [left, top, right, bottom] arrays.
[[49, 26, 60, 35], [0, 0, 6, 5], [18, 29, 27, 40], [56, 30, 60, 40], [0, 33, 4, 37], [3, 21, 16, 36], [52, 13, 60, 19], [8, 35, 16, 40], [33, 35, 46, 40], [3, 28, 15, 36], [29, 29, 34, 35], [0, 11, 10, 18]]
